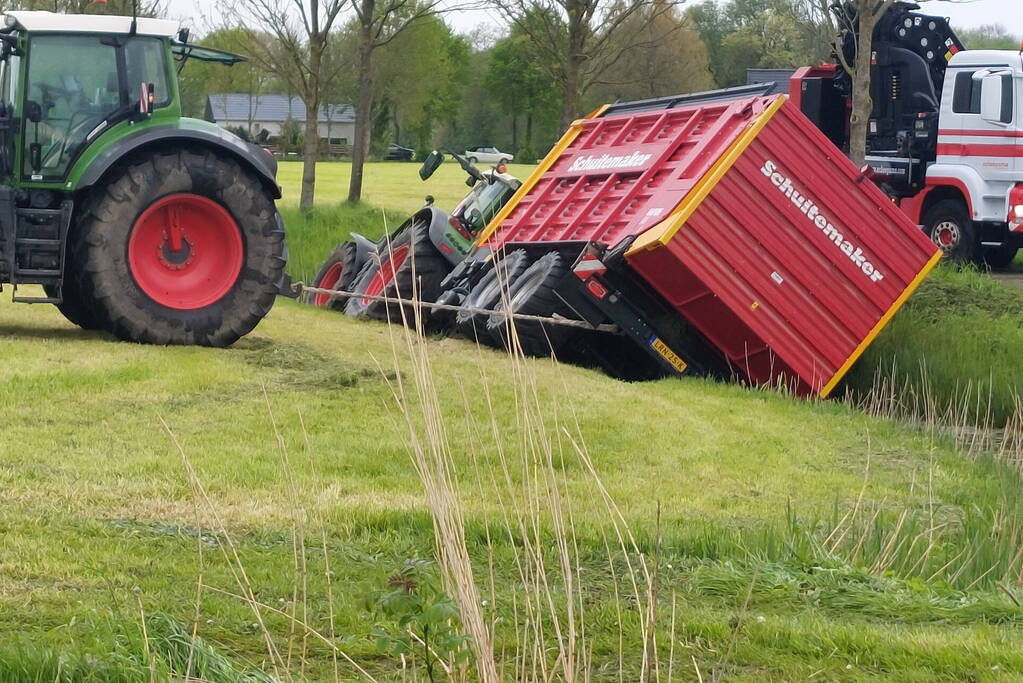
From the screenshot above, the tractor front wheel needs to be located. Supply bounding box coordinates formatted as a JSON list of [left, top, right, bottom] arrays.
[[72, 149, 285, 346], [307, 241, 359, 310]]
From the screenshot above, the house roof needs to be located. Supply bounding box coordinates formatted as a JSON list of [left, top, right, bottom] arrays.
[[4, 11, 179, 37], [207, 94, 355, 124]]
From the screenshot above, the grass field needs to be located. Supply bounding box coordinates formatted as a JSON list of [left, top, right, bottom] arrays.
[[275, 160, 537, 213], [2, 162, 1023, 680]]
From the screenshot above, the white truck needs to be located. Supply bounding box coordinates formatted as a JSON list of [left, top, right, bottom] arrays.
[[793, 1, 1023, 266]]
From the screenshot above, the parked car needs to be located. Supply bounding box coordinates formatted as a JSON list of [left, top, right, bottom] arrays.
[[385, 144, 415, 161], [464, 146, 514, 165]]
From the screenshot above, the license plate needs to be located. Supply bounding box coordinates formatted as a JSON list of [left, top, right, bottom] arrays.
[[649, 336, 687, 374]]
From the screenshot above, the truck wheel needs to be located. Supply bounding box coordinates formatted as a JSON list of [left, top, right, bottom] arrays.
[[344, 221, 449, 326], [307, 241, 358, 310], [73, 148, 286, 347], [983, 245, 1019, 270], [455, 249, 531, 343], [486, 250, 573, 356], [924, 200, 977, 264]]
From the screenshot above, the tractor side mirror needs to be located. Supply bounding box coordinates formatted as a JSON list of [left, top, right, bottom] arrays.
[[419, 150, 443, 181], [135, 82, 155, 120], [981, 72, 1012, 125], [24, 100, 42, 123]]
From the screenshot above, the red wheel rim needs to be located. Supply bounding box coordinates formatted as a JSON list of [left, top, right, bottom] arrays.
[[127, 194, 244, 310], [361, 245, 410, 306], [313, 262, 344, 307]]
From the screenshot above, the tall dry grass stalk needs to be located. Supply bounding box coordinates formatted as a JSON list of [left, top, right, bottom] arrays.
[[375, 235, 665, 681], [851, 358, 1023, 471]]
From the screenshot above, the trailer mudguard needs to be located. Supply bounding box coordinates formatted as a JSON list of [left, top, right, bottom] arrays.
[[75, 124, 281, 198]]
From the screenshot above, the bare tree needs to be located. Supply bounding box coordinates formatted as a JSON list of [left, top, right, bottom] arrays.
[[346, 0, 471, 203], [806, 0, 968, 166], [227, 0, 349, 210], [490, 0, 685, 132]]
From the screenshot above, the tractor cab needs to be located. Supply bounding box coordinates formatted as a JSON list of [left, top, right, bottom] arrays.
[[0, 12, 244, 185]]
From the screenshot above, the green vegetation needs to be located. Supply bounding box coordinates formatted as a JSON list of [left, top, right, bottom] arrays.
[[5, 162, 1023, 679], [3, 292, 1023, 679], [275, 160, 536, 213], [844, 266, 1023, 426]]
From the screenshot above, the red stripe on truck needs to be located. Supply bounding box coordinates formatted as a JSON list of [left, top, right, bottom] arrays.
[[938, 129, 1023, 138], [937, 143, 1023, 158]]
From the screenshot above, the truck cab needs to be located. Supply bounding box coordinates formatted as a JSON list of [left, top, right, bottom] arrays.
[[793, 1, 1023, 266], [919, 50, 1023, 265]]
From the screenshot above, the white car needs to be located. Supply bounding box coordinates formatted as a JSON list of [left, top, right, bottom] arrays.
[[464, 146, 514, 165]]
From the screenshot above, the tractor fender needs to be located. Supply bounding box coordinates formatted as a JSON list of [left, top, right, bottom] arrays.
[[76, 124, 282, 199], [349, 232, 377, 271], [422, 206, 471, 266]]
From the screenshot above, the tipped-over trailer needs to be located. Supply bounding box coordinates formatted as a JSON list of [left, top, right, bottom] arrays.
[[309, 85, 941, 397], [457, 89, 941, 397]]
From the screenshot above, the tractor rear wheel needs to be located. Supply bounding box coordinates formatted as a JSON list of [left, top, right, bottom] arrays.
[[307, 241, 358, 310], [72, 148, 286, 347], [485, 250, 574, 356], [344, 221, 449, 326]]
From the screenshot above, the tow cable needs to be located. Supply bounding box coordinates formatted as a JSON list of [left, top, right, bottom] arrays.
[[299, 285, 619, 332]]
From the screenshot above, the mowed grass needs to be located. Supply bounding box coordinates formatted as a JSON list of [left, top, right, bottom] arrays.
[[276, 160, 537, 213], [4, 297, 1023, 679], [2, 162, 1023, 678]]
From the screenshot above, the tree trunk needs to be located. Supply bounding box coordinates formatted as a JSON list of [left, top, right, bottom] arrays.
[[559, 0, 586, 131], [348, 14, 376, 204], [300, 35, 324, 211], [848, 6, 878, 167], [526, 113, 533, 151], [511, 115, 518, 151]]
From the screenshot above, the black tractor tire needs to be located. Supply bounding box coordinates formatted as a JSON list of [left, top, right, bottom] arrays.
[[923, 200, 978, 264], [344, 220, 449, 326], [306, 241, 358, 310], [983, 244, 1019, 270], [455, 249, 531, 344], [71, 148, 286, 347], [485, 250, 575, 356], [44, 280, 102, 331]]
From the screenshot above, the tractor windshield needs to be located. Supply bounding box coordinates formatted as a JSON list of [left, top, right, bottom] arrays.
[[22, 35, 169, 181], [458, 177, 518, 234]]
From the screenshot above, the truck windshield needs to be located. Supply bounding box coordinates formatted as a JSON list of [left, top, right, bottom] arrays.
[[22, 35, 169, 181]]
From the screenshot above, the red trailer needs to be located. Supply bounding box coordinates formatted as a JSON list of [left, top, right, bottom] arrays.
[[470, 88, 941, 397]]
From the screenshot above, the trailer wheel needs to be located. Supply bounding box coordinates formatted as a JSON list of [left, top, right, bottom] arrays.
[[455, 249, 531, 343], [486, 250, 573, 356], [924, 200, 977, 264], [983, 245, 1019, 270], [344, 221, 449, 325], [72, 148, 285, 347], [307, 241, 358, 310]]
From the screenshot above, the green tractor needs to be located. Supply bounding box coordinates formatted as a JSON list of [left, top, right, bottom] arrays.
[[0, 11, 287, 346]]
